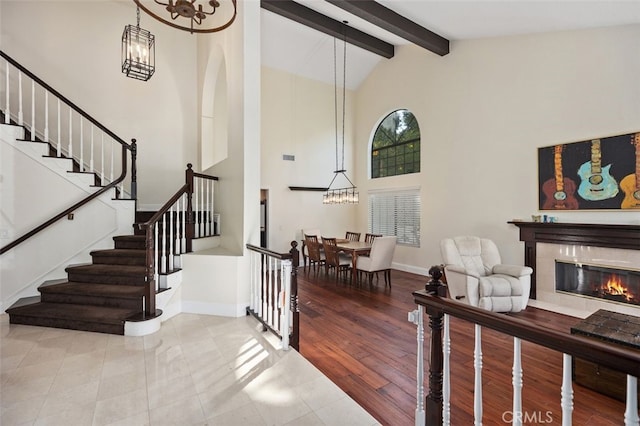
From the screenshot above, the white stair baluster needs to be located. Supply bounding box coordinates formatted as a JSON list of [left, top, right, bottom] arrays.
[[17, 71, 23, 126], [153, 224, 159, 292], [30, 80, 35, 141], [443, 313, 451, 425], [194, 177, 200, 238], [410, 306, 425, 426], [68, 108, 72, 158], [512, 337, 523, 426], [89, 123, 94, 172], [474, 324, 483, 426], [100, 133, 105, 184], [56, 100, 61, 156], [160, 214, 167, 274], [624, 375, 639, 426], [181, 193, 187, 253], [79, 119, 84, 171], [280, 259, 292, 351], [200, 177, 205, 237], [169, 204, 174, 270], [4, 60, 9, 124], [109, 138, 114, 183], [204, 179, 211, 237], [44, 90, 49, 142], [211, 179, 215, 231], [561, 353, 574, 426], [174, 198, 181, 256], [262, 254, 268, 320]]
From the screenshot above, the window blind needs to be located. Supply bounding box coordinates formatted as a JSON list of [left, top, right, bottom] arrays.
[[368, 189, 421, 247]]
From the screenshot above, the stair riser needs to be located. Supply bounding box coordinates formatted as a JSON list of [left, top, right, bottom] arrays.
[[91, 256, 146, 266], [114, 241, 146, 250], [41, 293, 142, 310], [67, 272, 146, 286], [9, 315, 124, 335]]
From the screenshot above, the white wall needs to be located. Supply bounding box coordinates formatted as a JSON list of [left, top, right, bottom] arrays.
[[354, 24, 640, 273], [261, 67, 357, 253], [0, 0, 198, 209]]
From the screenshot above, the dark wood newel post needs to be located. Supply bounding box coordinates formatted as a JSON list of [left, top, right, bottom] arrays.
[[424, 270, 447, 426], [130, 139, 137, 201], [185, 163, 194, 253], [289, 241, 300, 351]]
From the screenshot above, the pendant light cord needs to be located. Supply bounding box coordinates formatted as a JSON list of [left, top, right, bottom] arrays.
[[333, 38, 339, 172], [341, 32, 346, 171]]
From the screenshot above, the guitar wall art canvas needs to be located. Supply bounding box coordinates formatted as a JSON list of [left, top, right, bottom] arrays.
[[538, 131, 640, 210]]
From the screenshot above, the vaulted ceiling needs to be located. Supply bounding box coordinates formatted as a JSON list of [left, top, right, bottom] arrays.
[[261, 0, 640, 89]]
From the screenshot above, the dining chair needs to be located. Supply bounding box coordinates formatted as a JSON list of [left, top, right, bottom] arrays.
[[321, 237, 352, 283], [356, 236, 397, 288], [302, 228, 321, 268], [345, 231, 361, 242], [304, 235, 325, 273], [364, 233, 382, 243]]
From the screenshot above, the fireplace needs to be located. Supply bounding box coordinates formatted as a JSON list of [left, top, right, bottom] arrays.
[[556, 261, 640, 307]]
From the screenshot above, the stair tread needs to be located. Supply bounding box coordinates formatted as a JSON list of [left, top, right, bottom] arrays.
[[6, 302, 137, 324], [91, 249, 146, 257], [66, 264, 146, 274], [40, 282, 145, 298]]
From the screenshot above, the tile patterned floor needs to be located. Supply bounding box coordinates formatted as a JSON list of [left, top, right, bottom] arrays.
[[0, 313, 379, 426]]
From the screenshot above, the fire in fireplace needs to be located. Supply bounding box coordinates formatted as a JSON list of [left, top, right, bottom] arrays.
[[555, 261, 640, 307]]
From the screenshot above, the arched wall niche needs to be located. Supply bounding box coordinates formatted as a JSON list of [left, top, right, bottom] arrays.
[[201, 45, 229, 171]]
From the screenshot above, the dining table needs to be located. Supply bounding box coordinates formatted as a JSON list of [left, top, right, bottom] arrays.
[[336, 240, 373, 282]]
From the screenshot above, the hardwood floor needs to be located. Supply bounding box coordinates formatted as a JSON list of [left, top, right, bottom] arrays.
[[297, 267, 630, 425]]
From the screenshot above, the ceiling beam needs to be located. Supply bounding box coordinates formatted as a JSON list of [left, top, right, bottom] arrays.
[[326, 0, 450, 56], [261, 0, 394, 59]]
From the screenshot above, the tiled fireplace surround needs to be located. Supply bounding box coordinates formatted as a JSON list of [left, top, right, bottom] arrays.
[[534, 243, 640, 318], [510, 222, 640, 319]]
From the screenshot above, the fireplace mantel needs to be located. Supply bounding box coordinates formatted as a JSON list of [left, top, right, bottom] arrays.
[[508, 221, 640, 299]]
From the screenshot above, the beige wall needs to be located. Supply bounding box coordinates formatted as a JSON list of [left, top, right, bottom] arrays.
[[261, 24, 640, 274], [355, 24, 640, 272], [261, 67, 357, 253]]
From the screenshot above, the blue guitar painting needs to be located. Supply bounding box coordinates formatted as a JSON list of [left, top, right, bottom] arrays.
[[577, 139, 619, 201]]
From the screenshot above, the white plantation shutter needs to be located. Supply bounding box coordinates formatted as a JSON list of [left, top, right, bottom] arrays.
[[368, 188, 421, 247]]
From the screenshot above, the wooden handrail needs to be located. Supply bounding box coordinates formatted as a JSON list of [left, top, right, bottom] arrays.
[[0, 143, 130, 255], [413, 290, 640, 376], [246, 243, 293, 260]]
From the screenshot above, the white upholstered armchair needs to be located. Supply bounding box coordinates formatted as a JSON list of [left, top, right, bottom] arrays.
[[440, 236, 533, 313]]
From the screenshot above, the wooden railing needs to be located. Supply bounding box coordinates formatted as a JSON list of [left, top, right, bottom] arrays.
[[411, 279, 640, 426], [0, 50, 137, 254], [246, 242, 300, 351], [138, 164, 218, 317]]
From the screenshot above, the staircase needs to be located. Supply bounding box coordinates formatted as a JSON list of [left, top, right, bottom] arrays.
[[5, 230, 157, 335]]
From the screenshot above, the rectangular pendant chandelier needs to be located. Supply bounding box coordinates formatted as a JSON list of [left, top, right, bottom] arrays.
[[121, 10, 155, 81]]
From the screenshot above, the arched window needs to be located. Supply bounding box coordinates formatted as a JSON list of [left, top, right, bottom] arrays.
[[371, 109, 420, 178]]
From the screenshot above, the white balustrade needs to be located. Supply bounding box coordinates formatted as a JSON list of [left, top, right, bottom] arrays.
[[79, 118, 84, 171], [18, 71, 23, 125], [474, 324, 483, 426], [409, 306, 425, 426], [56, 99, 61, 156], [561, 353, 573, 426], [44, 90, 49, 142], [30, 80, 35, 141], [624, 375, 639, 426], [169, 204, 174, 269], [4, 61, 9, 124], [512, 337, 523, 426], [160, 214, 167, 274], [247, 246, 294, 351]]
